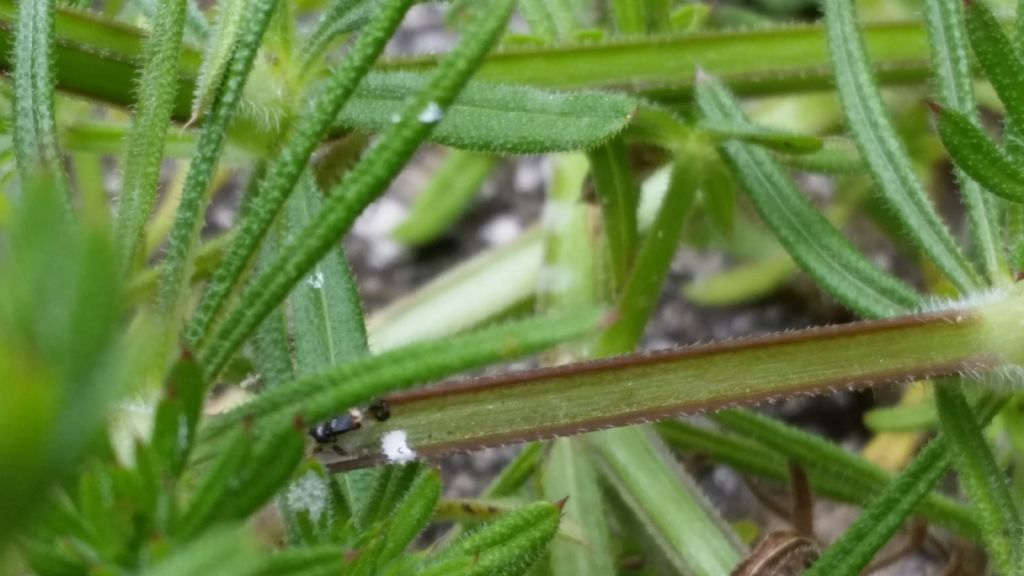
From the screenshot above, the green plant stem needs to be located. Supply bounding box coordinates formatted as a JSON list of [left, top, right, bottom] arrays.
[[317, 291, 1024, 470]]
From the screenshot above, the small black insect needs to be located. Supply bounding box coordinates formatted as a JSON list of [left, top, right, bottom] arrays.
[[368, 398, 391, 422], [308, 408, 363, 444]]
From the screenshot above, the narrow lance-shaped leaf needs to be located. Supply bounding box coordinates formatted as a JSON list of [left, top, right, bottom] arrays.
[[544, 439, 616, 576], [694, 72, 919, 319], [379, 469, 442, 561], [116, 0, 188, 272], [824, 0, 980, 293], [142, 526, 263, 576], [319, 289, 1024, 470], [597, 153, 699, 354], [197, 0, 518, 379], [965, 0, 1024, 142], [300, 0, 372, 71], [286, 173, 369, 373], [157, 0, 279, 323], [186, 0, 412, 348], [924, 0, 1003, 282], [336, 72, 639, 154], [588, 136, 640, 292], [416, 501, 562, 576], [190, 0, 247, 123], [12, 0, 67, 192], [932, 102, 1024, 205], [656, 420, 978, 538], [697, 120, 824, 154], [611, 0, 650, 35], [591, 428, 744, 575], [250, 216, 296, 392], [806, 394, 1005, 576], [934, 384, 1023, 574]]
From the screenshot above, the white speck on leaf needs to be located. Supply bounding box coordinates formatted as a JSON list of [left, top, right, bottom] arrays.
[[381, 430, 418, 463], [418, 102, 444, 124], [286, 471, 330, 524], [390, 112, 402, 123], [307, 271, 325, 289]]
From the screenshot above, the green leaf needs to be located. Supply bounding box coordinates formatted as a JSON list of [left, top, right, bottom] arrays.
[[543, 439, 616, 576], [116, 0, 188, 272], [597, 153, 699, 354], [807, 394, 1005, 576], [300, 0, 372, 71], [484, 442, 544, 498], [698, 120, 824, 154], [336, 72, 639, 154], [518, 0, 579, 40], [591, 427, 744, 575], [157, 0, 279, 323], [186, 0, 412, 348], [12, 0, 67, 191], [925, 0, 1003, 282], [379, 468, 442, 561], [251, 218, 297, 391], [864, 398, 938, 432], [695, 73, 919, 319], [286, 175, 369, 371], [588, 137, 640, 291], [190, 0, 247, 123], [142, 526, 263, 576], [177, 425, 253, 538], [933, 102, 1024, 204], [934, 384, 1023, 574], [393, 149, 497, 246], [656, 420, 977, 537], [0, 176, 121, 546], [611, 0, 649, 35], [418, 501, 561, 576], [198, 0, 518, 378], [824, 0, 980, 293], [670, 4, 711, 32], [965, 0, 1024, 143]]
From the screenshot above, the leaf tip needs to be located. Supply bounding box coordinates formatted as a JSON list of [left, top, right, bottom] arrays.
[[694, 66, 711, 84], [553, 496, 570, 511], [925, 100, 943, 115]]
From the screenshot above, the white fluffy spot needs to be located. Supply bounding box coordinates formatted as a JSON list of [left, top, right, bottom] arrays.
[[418, 101, 444, 124], [381, 430, 418, 463], [286, 471, 330, 524], [307, 271, 325, 289], [390, 112, 402, 124]]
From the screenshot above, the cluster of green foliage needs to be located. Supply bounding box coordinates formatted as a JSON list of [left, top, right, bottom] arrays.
[[7, 0, 1024, 574]]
